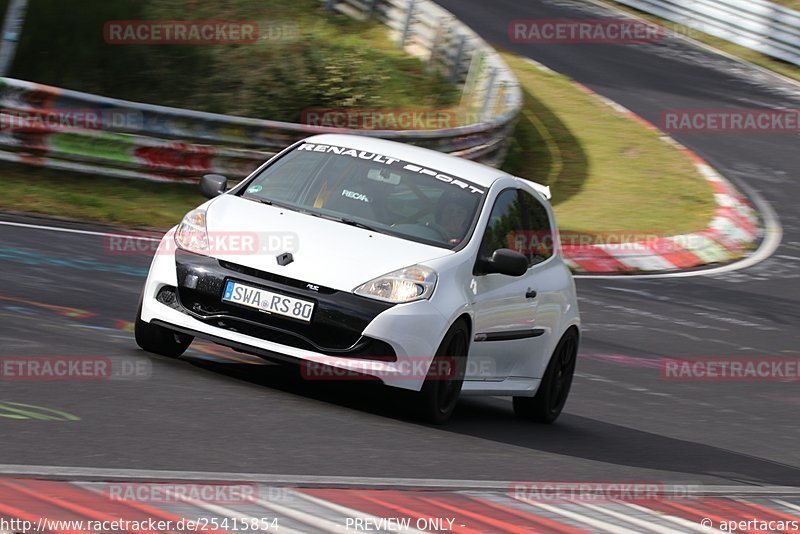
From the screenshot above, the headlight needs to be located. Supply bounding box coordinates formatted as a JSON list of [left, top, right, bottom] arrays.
[[354, 265, 437, 303], [174, 209, 209, 254]]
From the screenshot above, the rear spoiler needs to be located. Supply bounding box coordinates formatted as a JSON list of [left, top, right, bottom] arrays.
[[522, 180, 551, 200], [531, 183, 552, 200], [512, 176, 551, 200]]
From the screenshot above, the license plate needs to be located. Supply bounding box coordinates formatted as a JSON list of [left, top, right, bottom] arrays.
[[222, 280, 315, 322]]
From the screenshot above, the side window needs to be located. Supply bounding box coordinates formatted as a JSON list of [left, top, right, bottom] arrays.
[[479, 189, 521, 259], [480, 189, 554, 267], [517, 191, 554, 265]]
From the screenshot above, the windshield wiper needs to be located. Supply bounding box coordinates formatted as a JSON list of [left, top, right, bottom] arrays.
[[337, 218, 381, 232], [314, 214, 381, 232], [245, 196, 296, 211], [246, 200, 381, 233]]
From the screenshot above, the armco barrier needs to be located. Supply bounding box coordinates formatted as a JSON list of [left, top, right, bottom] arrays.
[[0, 1, 520, 182], [325, 0, 509, 96], [614, 0, 800, 66]]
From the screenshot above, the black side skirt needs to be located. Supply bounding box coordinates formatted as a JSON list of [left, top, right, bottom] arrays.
[[474, 329, 545, 342]]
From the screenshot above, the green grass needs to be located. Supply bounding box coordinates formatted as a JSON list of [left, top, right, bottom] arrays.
[[601, 0, 800, 83], [0, 164, 204, 228], [7, 0, 458, 121], [772, 0, 800, 9], [501, 53, 716, 236]]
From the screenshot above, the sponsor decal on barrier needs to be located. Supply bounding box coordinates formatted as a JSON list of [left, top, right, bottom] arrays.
[[133, 144, 215, 171]]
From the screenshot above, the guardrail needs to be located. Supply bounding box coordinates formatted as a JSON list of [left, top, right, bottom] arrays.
[[0, 1, 521, 183], [325, 0, 515, 105], [614, 0, 800, 66]]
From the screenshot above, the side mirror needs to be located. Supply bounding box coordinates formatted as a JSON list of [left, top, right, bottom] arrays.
[[480, 248, 528, 277], [199, 174, 228, 199]]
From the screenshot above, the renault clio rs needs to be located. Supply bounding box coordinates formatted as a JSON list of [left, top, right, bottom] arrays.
[[135, 134, 580, 423]]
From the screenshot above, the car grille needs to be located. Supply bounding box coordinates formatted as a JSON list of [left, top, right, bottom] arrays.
[[158, 285, 396, 361], [218, 260, 336, 294]]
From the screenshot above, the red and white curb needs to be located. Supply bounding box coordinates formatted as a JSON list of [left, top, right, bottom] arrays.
[[524, 58, 761, 274], [1, 478, 799, 533], [563, 155, 759, 274]]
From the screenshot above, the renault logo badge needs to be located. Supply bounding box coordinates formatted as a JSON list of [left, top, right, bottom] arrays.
[[276, 252, 294, 266]]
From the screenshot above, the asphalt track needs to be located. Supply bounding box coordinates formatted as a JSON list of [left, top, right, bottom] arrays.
[[1, 0, 799, 490]]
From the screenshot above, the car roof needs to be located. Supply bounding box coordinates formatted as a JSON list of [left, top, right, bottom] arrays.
[[303, 134, 506, 189]]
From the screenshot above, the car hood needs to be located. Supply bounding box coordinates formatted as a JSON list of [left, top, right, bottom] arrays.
[[204, 195, 453, 292]]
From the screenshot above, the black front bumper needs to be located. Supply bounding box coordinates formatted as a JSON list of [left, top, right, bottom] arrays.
[[163, 250, 396, 360]]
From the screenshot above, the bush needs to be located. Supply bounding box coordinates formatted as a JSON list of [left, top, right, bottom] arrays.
[[8, 0, 457, 120]]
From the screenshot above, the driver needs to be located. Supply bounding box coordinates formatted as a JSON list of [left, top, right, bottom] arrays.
[[434, 192, 475, 245]]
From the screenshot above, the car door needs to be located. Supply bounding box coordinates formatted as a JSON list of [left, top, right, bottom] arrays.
[[467, 188, 557, 380]]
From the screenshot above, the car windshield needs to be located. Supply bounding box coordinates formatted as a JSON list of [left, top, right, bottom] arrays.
[[239, 142, 486, 249]]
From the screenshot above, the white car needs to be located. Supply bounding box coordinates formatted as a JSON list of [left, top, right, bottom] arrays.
[[136, 134, 580, 423]]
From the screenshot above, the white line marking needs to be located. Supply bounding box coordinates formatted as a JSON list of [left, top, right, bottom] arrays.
[[601, 286, 665, 299], [617, 501, 725, 533], [0, 220, 161, 241], [523, 57, 556, 74], [771, 498, 800, 514], [246, 492, 348, 533], [178, 496, 305, 534], [513, 497, 640, 533], [285, 490, 426, 534], [576, 501, 684, 533], [86, 482, 306, 534]]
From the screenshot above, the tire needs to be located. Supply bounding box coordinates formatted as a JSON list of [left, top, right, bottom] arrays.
[[414, 320, 469, 424], [513, 329, 578, 424], [134, 292, 193, 358]]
